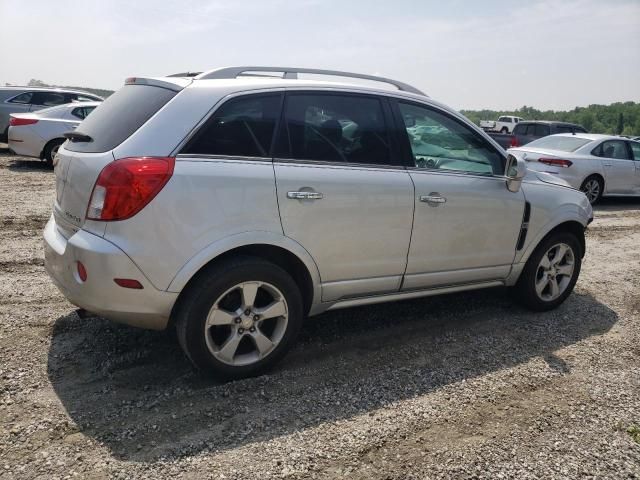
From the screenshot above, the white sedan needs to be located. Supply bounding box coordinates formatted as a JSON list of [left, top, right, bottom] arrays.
[[509, 133, 640, 204], [8, 102, 99, 164]]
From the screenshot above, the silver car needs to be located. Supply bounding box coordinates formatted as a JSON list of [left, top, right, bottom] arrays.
[[44, 67, 593, 379], [0, 86, 103, 143], [509, 134, 640, 204]]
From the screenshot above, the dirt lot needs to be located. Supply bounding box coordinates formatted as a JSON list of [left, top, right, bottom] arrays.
[[0, 148, 639, 479]]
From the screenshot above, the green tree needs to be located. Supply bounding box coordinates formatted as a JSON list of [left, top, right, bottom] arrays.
[[617, 112, 624, 134]]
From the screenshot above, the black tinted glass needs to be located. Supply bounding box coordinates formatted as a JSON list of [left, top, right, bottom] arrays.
[[555, 126, 572, 134], [182, 94, 281, 157], [280, 94, 391, 165], [513, 124, 526, 135], [534, 124, 550, 136], [9, 92, 33, 104], [65, 85, 176, 153]]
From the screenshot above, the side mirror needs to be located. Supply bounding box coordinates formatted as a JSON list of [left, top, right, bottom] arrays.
[[505, 154, 526, 192]]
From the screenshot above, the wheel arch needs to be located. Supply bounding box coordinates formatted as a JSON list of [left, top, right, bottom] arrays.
[[40, 137, 66, 160], [580, 172, 605, 195], [168, 234, 321, 320]]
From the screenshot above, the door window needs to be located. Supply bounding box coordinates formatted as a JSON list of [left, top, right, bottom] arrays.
[[533, 124, 550, 136], [630, 141, 640, 161], [398, 102, 503, 175], [277, 93, 392, 165], [7, 92, 33, 104], [182, 94, 281, 157], [593, 140, 632, 160], [512, 124, 526, 135], [31, 92, 67, 106]]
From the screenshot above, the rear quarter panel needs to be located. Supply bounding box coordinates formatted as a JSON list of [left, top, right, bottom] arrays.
[[103, 158, 285, 291]]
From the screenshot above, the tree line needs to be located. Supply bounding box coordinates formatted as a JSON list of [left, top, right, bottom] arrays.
[[461, 101, 640, 136]]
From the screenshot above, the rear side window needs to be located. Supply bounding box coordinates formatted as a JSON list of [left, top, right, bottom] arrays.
[[555, 126, 573, 134], [8, 92, 33, 104], [71, 106, 95, 120], [630, 142, 640, 160], [277, 93, 391, 165], [65, 85, 176, 153], [182, 94, 281, 157], [526, 136, 592, 152], [513, 124, 526, 135]]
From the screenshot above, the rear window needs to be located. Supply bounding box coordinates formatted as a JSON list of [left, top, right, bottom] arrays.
[[525, 135, 592, 152], [65, 85, 176, 153]]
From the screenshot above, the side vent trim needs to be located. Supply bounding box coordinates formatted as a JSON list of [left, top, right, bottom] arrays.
[[516, 202, 531, 251]]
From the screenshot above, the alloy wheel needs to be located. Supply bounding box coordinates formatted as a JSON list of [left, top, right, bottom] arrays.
[[581, 179, 600, 204], [535, 243, 575, 301], [204, 281, 288, 366]]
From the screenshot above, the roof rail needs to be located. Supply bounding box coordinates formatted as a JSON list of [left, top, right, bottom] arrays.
[[194, 66, 426, 96]]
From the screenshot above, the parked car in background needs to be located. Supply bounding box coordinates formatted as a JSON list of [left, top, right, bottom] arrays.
[[0, 87, 103, 143], [44, 66, 592, 379], [488, 120, 588, 150], [509, 133, 640, 204], [510, 121, 587, 147], [480, 115, 522, 133], [8, 102, 99, 164]]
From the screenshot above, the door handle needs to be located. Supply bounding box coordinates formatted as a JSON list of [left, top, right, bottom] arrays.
[[603, 162, 613, 167], [420, 194, 446, 206], [287, 191, 323, 200]]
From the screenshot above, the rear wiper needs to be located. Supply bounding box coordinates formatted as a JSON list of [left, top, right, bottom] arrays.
[[64, 131, 93, 142]]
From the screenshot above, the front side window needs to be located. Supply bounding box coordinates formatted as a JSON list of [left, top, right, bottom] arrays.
[[630, 141, 640, 161], [182, 94, 281, 157], [8, 92, 33, 104], [399, 102, 503, 175], [594, 140, 631, 160], [278, 93, 391, 165]]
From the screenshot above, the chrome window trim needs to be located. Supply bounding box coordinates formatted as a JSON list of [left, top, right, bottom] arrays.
[[406, 165, 509, 182], [273, 157, 407, 171], [176, 154, 273, 163]]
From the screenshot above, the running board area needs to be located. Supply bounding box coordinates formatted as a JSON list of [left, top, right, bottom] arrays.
[[323, 280, 504, 312]]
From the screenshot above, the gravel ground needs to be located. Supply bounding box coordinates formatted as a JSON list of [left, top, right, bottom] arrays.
[[0, 148, 639, 479]]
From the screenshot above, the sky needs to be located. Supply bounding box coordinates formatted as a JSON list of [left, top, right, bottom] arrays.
[[0, 0, 639, 111]]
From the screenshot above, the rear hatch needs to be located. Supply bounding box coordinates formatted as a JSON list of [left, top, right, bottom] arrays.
[[53, 81, 181, 237]]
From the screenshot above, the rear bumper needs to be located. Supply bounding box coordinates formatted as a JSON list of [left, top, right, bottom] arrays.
[[43, 214, 177, 330]]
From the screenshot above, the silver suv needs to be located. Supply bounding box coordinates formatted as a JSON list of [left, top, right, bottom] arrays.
[[44, 67, 593, 379], [0, 87, 103, 142]]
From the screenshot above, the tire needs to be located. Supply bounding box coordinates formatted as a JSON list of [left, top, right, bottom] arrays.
[[175, 256, 304, 379], [513, 232, 582, 311], [1, 126, 8, 144], [579, 175, 603, 205], [500, 127, 509, 134], [43, 139, 65, 165]]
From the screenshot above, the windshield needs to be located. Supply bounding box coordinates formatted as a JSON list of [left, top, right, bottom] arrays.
[[525, 135, 592, 152]]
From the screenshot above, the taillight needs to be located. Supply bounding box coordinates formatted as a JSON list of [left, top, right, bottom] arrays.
[[9, 117, 38, 126], [510, 136, 519, 148], [86, 157, 175, 221], [538, 158, 573, 168]]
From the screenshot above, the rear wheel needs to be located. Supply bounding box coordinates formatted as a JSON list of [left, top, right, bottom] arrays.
[[513, 232, 581, 311], [580, 176, 603, 205], [175, 256, 303, 379], [43, 139, 65, 165], [500, 127, 509, 134]]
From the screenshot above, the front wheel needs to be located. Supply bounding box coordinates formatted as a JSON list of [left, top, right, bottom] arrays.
[[513, 232, 582, 311], [175, 256, 303, 379]]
